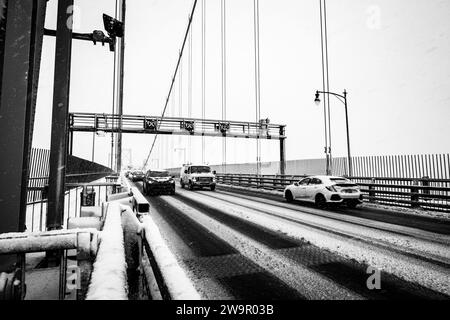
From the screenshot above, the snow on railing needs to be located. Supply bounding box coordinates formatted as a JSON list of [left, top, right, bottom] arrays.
[[0, 229, 98, 256], [141, 215, 201, 300], [86, 202, 128, 300]]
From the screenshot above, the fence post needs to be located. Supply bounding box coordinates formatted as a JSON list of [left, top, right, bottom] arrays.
[[411, 179, 420, 208], [368, 178, 376, 202], [421, 176, 430, 198]]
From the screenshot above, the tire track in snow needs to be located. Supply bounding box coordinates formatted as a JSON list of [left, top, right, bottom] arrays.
[[174, 189, 449, 299]]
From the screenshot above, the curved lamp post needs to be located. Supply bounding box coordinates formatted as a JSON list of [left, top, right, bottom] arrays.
[[314, 90, 352, 177]]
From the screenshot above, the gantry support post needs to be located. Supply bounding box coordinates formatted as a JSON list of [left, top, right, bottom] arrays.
[[47, 0, 74, 231], [279, 126, 286, 175], [0, 0, 47, 275]]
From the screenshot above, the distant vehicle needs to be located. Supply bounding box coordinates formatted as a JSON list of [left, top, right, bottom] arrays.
[[142, 170, 176, 195], [180, 164, 216, 191], [129, 170, 145, 182], [124, 170, 131, 178], [284, 175, 362, 208]]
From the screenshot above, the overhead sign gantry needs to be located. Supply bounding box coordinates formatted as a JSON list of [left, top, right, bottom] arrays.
[[68, 112, 287, 174]]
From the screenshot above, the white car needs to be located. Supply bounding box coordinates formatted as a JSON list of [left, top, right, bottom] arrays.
[[180, 164, 217, 191], [284, 175, 362, 208]]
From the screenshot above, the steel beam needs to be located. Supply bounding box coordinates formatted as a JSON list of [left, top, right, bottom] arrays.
[[116, 0, 126, 173], [69, 113, 287, 140], [47, 0, 74, 231], [0, 0, 47, 272]]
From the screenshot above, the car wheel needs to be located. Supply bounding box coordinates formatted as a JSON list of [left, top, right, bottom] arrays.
[[210, 185, 216, 191], [171, 188, 176, 195], [285, 190, 293, 203], [315, 194, 327, 208], [189, 181, 194, 190], [347, 200, 359, 209], [180, 181, 185, 189]]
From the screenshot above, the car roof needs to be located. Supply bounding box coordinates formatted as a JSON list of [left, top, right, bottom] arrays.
[[186, 164, 210, 167], [304, 175, 348, 180]]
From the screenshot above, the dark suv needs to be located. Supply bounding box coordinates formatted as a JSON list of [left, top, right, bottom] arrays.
[[129, 170, 145, 182], [143, 170, 176, 195]]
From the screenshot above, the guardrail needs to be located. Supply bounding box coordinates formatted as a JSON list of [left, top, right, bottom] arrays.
[[2, 177, 200, 300], [216, 174, 450, 212], [124, 180, 200, 300]]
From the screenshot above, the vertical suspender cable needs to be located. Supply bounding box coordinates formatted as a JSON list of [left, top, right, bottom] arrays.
[[178, 54, 183, 164], [221, 0, 227, 171], [323, 0, 332, 174], [188, 23, 193, 163], [319, 0, 329, 175], [171, 85, 176, 167], [201, 0, 206, 164], [253, 0, 261, 176]]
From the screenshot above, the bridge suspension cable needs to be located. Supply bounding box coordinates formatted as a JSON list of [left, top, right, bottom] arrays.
[[253, 0, 261, 175], [221, 0, 227, 171], [143, 0, 198, 169], [201, 0, 206, 164], [188, 20, 193, 163], [319, 0, 332, 174]]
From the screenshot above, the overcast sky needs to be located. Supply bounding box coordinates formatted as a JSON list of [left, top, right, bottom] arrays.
[[32, 0, 450, 169]]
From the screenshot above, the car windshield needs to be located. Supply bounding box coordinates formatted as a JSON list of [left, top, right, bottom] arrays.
[[191, 166, 211, 174], [134, 171, 144, 175], [149, 171, 170, 177]]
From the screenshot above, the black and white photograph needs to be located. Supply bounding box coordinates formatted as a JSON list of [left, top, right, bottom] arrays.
[[0, 0, 449, 313]]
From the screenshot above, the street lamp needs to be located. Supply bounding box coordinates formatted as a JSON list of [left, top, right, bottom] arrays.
[[314, 89, 353, 177]]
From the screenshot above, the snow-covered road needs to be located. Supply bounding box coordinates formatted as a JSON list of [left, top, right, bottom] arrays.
[[134, 182, 450, 300]]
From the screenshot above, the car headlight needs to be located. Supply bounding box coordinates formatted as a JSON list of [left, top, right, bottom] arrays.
[[193, 178, 197, 182], [326, 185, 337, 192]]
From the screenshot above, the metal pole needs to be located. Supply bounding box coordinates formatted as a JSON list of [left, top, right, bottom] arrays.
[[116, 0, 126, 173], [92, 131, 95, 162], [47, 0, 74, 231], [343, 90, 352, 177], [69, 131, 74, 155]]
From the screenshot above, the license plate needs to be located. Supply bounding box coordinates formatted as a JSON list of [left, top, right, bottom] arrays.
[[344, 189, 354, 193]]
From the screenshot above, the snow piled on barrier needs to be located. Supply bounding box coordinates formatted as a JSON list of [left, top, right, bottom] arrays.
[[86, 203, 128, 300], [142, 215, 201, 300]]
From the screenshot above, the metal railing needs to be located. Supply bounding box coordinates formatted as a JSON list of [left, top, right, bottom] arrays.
[[216, 174, 450, 212], [26, 181, 122, 232], [0, 229, 98, 300], [125, 181, 200, 300]]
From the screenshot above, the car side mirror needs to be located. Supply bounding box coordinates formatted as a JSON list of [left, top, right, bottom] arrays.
[[213, 171, 217, 175], [294, 182, 299, 187], [184, 170, 188, 174]]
